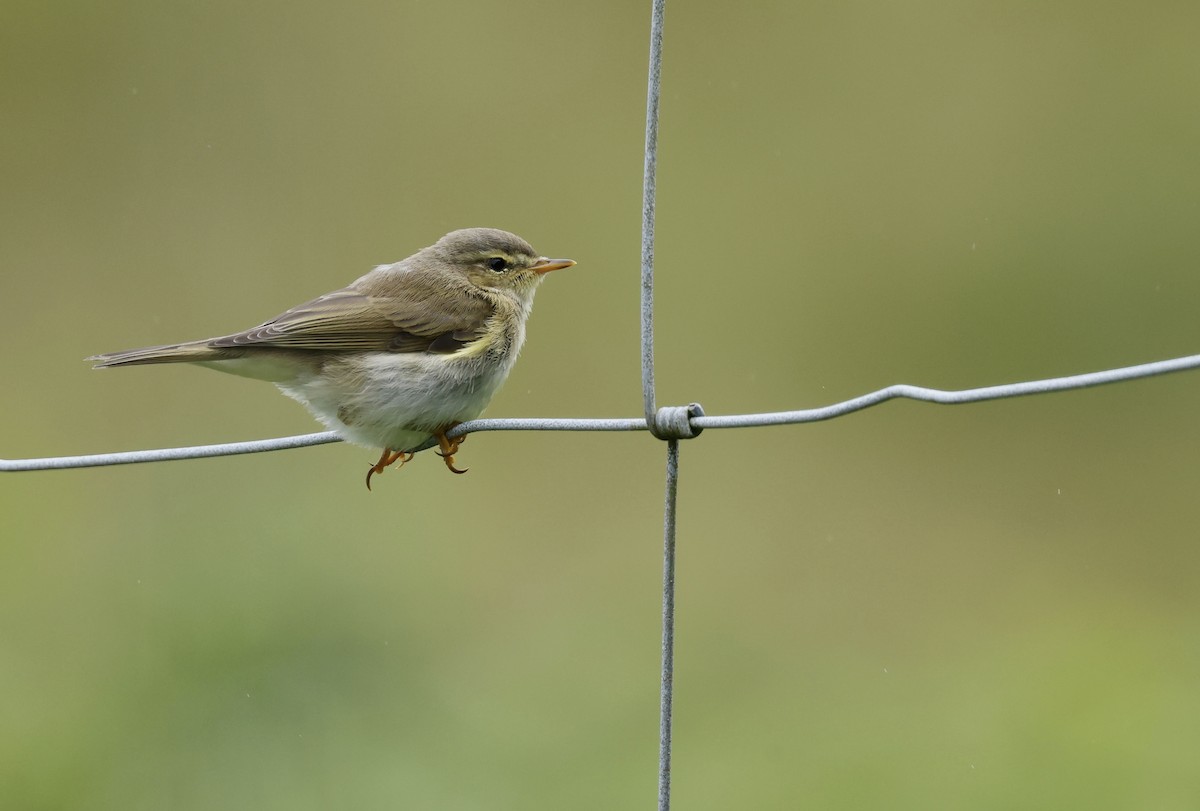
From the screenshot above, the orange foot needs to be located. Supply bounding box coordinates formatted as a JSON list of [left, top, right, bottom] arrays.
[[434, 425, 468, 475], [365, 448, 414, 491]]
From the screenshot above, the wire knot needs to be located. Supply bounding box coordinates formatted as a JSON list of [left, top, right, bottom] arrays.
[[649, 403, 705, 441]]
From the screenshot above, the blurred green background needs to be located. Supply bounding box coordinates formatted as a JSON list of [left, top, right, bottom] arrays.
[[4, 1, 1200, 808]]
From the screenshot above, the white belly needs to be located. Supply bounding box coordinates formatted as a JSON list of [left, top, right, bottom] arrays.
[[277, 350, 517, 451]]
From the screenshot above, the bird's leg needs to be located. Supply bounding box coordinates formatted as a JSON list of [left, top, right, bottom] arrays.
[[365, 448, 414, 490], [434, 425, 468, 474]]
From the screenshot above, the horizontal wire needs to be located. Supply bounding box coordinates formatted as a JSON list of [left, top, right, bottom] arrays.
[[4, 351, 1199, 472], [0, 431, 343, 471], [693, 351, 1200, 429]]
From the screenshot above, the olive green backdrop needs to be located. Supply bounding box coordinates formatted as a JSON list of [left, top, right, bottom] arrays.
[[3, 1, 1200, 808]]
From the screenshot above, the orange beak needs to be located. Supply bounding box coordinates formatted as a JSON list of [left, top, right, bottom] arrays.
[[530, 257, 577, 275]]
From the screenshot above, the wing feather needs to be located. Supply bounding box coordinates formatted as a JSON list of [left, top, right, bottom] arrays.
[[209, 277, 492, 354]]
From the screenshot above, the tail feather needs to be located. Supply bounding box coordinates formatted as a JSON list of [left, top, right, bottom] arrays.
[[88, 340, 232, 368]]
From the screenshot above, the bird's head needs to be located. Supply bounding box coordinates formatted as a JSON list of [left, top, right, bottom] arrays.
[[431, 228, 575, 302]]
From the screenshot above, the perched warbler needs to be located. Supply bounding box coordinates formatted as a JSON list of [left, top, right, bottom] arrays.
[[89, 228, 575, 488]]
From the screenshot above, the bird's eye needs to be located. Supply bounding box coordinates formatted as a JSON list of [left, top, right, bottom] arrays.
[[486, 257, 508, 273]]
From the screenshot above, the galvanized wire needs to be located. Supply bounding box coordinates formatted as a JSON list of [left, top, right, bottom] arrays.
[[692, 351, 1200, 429], [641, 0, 666, 433], [0, 431, 342, 471], [657, 439, 680, 811], [640, 3, 672, 802], [7, 353, 1200, 472]]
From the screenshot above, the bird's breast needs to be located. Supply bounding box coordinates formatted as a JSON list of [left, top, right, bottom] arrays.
[[276, 295, 532, 451], [449, 300, 528, 364]]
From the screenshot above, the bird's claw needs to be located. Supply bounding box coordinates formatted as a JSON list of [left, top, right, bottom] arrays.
[[434, 428, 468, 475], [365, 449, 413, 490], [364, 427, 469, 487], [434, 450, 469, 474]]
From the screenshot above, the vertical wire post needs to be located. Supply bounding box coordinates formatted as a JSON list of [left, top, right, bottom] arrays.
[[639, 0, 675, 808], [640, 0, 666, 425], [657, 439, 680, 811]]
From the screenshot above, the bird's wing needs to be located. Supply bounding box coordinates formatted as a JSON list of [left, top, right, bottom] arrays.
[[210, 284, 493, 354]]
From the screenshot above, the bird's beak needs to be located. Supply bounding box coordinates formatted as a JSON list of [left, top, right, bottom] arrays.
[[530, 257, 577, 275]]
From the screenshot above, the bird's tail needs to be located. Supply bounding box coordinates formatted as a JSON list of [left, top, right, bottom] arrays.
[[88, 340, 231, 369]]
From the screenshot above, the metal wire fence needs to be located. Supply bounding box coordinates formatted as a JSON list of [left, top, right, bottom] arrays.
[[4, 1, 1200, 808], [8, 355, 1200, 472]]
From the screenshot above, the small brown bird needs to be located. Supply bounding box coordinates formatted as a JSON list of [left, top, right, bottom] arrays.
[[90, 228, 575, 488]]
